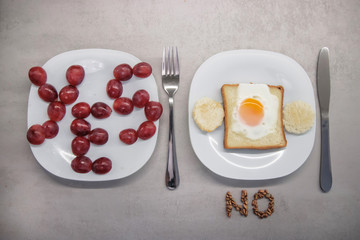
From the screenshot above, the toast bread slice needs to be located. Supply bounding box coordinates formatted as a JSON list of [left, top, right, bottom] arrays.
[[221, 84, 287, 149]]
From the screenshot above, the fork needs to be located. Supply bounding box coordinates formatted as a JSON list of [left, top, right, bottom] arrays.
[[162, 47, 180, 190]]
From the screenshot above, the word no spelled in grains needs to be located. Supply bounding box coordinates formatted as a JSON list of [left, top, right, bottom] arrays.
[[226, 189, 275, 219]]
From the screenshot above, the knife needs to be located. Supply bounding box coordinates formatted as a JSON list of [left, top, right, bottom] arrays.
[[317, 47, 332, 192]]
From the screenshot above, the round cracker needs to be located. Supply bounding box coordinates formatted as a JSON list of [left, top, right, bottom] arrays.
[[192, 97, 224, 132], [283, 100, 315, 134]]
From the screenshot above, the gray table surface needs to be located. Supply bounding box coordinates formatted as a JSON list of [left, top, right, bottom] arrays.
[[1, 0, 360, 239]]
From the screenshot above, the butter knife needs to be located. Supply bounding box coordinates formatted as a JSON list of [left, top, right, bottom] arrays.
[[317, 47, 332, 192]]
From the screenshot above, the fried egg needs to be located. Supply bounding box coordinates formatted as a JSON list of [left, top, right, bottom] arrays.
[[231, 83, 278, 140]]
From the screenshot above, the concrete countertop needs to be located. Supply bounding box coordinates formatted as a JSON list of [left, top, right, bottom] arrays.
[[1, 0, 359, 239]]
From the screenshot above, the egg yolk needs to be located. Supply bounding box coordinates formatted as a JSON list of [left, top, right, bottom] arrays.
[[239, 98, 264, 126]]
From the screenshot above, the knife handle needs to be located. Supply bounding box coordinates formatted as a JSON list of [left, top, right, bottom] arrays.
[[320, 114, 332, 192]]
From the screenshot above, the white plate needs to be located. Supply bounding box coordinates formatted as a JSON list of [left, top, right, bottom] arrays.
[[27, 49, 159, 181], [188, 50, 316, 180]]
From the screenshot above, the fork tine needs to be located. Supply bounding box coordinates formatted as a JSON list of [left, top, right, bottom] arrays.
[[162, 47, 166, 76], [171, 47, 175, 76], [167, 46, 172, 76], [162, 47, 179, 77], [174, 47, 179, 76]]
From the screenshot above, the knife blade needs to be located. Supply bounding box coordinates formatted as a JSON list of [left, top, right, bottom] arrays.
[[317, 47, 332, 192]]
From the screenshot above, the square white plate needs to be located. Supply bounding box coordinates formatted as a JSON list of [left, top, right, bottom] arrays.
[[188, 50, 316, 180]]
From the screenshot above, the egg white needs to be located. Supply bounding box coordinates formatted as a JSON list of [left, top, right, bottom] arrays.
[[231, 84, 279, 140]]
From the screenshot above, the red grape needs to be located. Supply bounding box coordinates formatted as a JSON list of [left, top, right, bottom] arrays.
[[88, 128, 108, 145], [42, 120, 59, 139], [92, 157, 112, 174], [28, 66, 47, 86], [71, 102, 90, 119], [144, 101, 163, 121], [70, 119, 91, 136], [71, 136, 90, 156], [106, 79, 123, 99], [38, 83, 58, 102], [113, 97, 134, 115], [132, 89, 150, 108], [113, 64, 133, 81], [48, 101, 66, 122], [91, 102, 112, 119], [133, 62, 152, 78], [119, 128, 138, 145], [71, 156, 92, 173], [137, 121, 156, 140], [59, 85, 79, 105], [66, 65, 85, 86], [27, 124, 46, 145]]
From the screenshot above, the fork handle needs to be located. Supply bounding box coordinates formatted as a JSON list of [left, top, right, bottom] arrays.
[[165, 97, 179, 190]]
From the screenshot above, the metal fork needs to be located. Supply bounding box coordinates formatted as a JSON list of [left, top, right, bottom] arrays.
[[162, 47, 180, 190]]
